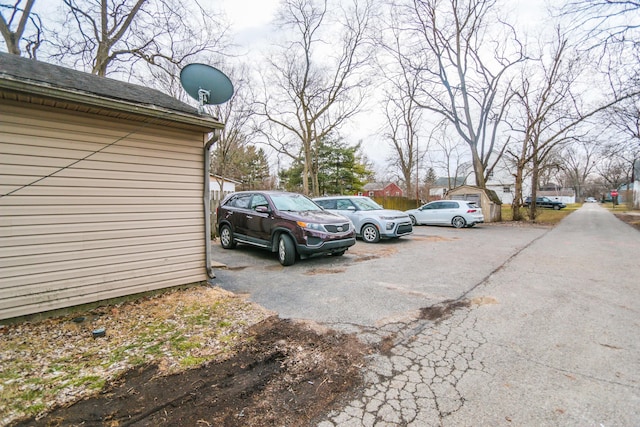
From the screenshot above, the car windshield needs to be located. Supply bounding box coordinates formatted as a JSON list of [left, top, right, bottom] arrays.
[[352, 197, 383, 211], [271, 194, 322, 212]]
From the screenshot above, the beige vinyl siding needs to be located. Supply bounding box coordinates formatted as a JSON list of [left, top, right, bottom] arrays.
[[0, 102, 208, 320]]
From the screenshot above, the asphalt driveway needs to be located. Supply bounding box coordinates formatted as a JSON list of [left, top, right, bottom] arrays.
[[213, 204, 640, 425], [211, 221, 549, 329]]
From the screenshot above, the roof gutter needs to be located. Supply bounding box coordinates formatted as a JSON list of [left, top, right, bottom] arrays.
[[204, 130, 220, 283]]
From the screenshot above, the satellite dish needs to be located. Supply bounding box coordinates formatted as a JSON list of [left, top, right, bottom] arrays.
[[180, 63, 234, 113]]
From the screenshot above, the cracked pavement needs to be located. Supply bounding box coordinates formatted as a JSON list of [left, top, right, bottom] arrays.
[[213, 204, 640, 426]]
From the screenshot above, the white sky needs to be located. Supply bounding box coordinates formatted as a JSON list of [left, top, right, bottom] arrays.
[[219, 0, 280, 30], [215, 0, 550, 174]]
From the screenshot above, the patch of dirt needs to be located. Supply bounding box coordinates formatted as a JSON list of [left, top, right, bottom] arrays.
[[419, 299, 471, 323], [10, 317, 369, 427], [614, 213, 640, 231]]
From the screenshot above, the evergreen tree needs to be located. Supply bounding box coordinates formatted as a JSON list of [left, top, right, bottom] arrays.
[[280, 136, 373, 195]]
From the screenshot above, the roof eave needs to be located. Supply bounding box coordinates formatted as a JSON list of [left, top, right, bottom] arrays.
[[0, 76, 224, 131]]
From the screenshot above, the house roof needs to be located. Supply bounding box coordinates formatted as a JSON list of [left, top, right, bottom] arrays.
[[0, 52, 222, 131], [210, 174, 242, 184], [363, 182, 398, 191], [434, 177, 465, 187]]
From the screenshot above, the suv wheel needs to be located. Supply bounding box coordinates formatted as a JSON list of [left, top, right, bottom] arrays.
[[219, 225, 236, 249], [278, 234, 297, 266], [409, 215, 417, 226], [553, 205, 560, 210], [361, 224, 380, 243]]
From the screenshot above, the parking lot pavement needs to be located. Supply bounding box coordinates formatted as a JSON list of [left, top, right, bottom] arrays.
[[211, 223, 550, 329], [317, 203, 640, 426], [214, 204, 640, 426]]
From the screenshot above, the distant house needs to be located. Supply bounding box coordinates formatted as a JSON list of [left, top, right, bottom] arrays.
[[0, 53, 224, 320], [210, 174, 241, 203], [360, 182, 403, 197], [429, 177, 466, 199], [485, 167, 517, 205]]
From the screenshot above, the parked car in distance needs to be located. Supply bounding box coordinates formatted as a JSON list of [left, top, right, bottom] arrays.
[[585, 197, 597, 203], [523, 196, 566, 210], [405, 200, 484, 228], [313, 195, 413, 243], [216, 191, 355, 266]]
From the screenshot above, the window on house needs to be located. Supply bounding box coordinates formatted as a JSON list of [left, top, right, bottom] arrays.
[[368, 191, 374, 197], [503, 186, 510, 193]]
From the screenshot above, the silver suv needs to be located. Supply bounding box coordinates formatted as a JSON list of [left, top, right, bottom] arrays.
[[313, 196, 413, 243]]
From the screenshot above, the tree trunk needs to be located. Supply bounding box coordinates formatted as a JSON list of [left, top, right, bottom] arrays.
[[512, 163, 525, 221], [471, 149, 486, 188], [529, 160, 540, 220]]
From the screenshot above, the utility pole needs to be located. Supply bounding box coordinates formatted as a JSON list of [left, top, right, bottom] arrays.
[[415, 139, 420, 207]]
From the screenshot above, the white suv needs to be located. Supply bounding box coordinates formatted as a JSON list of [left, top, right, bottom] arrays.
[[313, 196, 413, 243]]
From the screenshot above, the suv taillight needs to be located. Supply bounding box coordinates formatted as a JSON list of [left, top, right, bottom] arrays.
[[467, 209, 477, 213]]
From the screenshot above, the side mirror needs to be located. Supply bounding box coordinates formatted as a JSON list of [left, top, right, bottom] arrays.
[[347, 206, 356, 211], [255, 205, 270, 213]]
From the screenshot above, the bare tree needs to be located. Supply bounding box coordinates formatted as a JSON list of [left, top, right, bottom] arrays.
[[596, 155, 630, 191], [560, 138, 601, 201], [559, 0, 640, 50], [509, 31, 595, 220], [0, 0, 43, 57], [209, 65, 259, 201], [604, 97, 640, 180], [377, 7, 424, 198], [50, 0, 228, 77], [392, 0, 522, 189], [429, 125, 472, 190], [380, 82, 423, 198], [255, 0, 374, 196], [509, 28, 637, 220]]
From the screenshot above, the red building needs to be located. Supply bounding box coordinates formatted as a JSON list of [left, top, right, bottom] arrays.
[[359, 182, 404, 197]]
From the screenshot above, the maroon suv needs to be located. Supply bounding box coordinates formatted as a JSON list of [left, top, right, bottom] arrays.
[[216, 191, 356, 266]]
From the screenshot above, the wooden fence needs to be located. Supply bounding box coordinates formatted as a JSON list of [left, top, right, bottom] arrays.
[[371, 196, 421, 211]]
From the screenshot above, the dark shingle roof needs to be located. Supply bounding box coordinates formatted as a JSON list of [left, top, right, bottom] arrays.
[[0, 52, 199, 115], [434, 177, 465, 187]]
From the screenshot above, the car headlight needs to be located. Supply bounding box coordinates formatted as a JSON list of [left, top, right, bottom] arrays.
[[297, 221, 326, 232]]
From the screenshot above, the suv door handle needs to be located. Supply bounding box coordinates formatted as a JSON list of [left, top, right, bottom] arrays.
[[246, 215, 253, 219]]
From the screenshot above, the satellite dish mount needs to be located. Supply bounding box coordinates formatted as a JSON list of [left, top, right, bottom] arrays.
[[180, 64, 234, 115], [198, 89, 210, 114]]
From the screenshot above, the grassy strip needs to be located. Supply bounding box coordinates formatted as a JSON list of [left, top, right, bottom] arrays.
[[501, 203, 579, 224], [0, 287, 270, 425]]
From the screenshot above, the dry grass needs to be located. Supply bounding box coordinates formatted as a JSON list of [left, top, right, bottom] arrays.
[[0, 286, 272, 425], [501, 203, 579, 225]]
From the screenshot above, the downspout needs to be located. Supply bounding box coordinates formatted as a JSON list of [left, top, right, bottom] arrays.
[[204, 129, 220, 283]]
